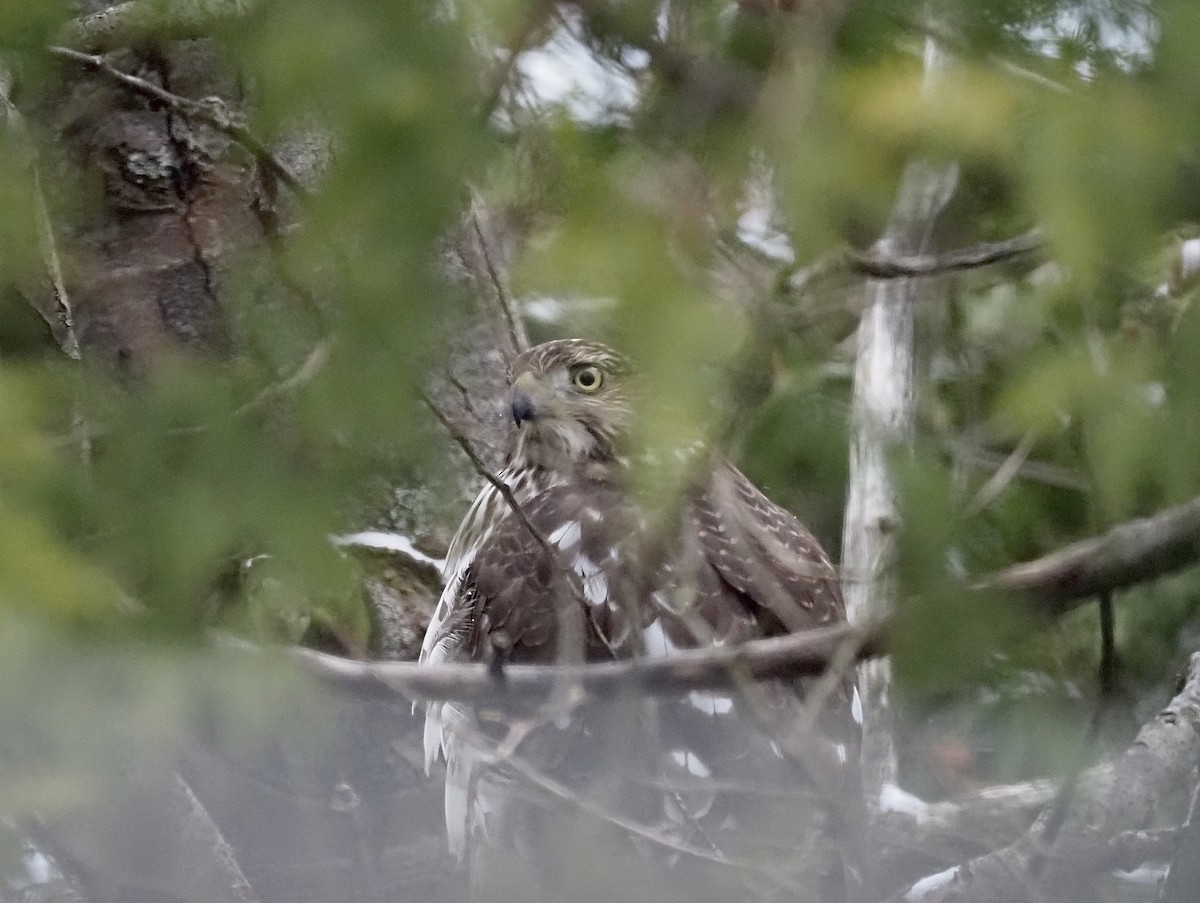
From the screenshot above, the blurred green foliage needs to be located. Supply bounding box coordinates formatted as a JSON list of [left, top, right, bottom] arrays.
[[0, 0, 1196, 824]]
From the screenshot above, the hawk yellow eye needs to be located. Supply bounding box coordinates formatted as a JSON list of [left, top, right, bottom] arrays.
[[571, 365, 603, 393]]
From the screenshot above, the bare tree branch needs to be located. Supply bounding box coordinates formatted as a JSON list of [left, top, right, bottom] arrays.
[[873, 764, 1116, 879], [980, 492, 1200, 611], [460, 191, 528, 361], [1157, 782, 1200, 903], [895, 651, 1200, 903], [47, 45, 308, 200], [842, 35, 959, 829], [479, 0, 555, 120], [951, 438, 1090, 493], [1105, 827, 1180, 873], [844, 228, 1043, 280], [785, 229, 1044, 299], [238, 620, 887, 703]]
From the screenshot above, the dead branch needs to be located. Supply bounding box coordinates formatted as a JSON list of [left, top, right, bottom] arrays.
[[57, 0, 257, 55], [460, 191, 528, 361], [47, 45, 307, 199], [29, 771, 263, 903], [894, 651, 1200, 903], [238, 619, 887, 703], [842, 38, 960, 825], [1158, 783, 1200, 903], [845, 228, 1043, 280], [785, 229, 1043, 299], [979, 492, 1200, 612], [873, 764, 1115, 878], [480, 0, 555, 119], [1105, 827, 1180, 873]]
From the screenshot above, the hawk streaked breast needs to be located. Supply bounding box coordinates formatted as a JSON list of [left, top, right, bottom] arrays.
[[421, 339, 861, 902]]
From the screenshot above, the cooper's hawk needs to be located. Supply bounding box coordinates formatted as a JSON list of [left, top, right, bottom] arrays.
[[421, 339, 861, 902]]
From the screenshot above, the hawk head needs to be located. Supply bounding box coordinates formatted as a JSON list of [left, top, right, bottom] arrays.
[[508, 339, 633, 469]]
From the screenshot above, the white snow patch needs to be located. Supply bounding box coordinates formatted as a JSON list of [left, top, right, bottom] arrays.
[[332, 531, 446, 570], [905, 866, 960, 901], [688, 691, 734, 716], [24, 851, 51, 885], [851, 686, 864, 725], [1114, 864, 1170, 887], [880, 783, 931, 823]]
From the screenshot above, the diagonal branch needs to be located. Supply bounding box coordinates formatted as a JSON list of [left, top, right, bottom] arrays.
[[460, 191, 528, 361], [1158, 782, 1200, 903], [47, 45, 307, 199], [980, 492, 1200, 612], [894, 651, 1200, 903]]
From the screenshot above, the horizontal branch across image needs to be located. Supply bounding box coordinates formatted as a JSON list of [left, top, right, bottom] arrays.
[[291, 486, 1200, 706], [252, 619, 888, 704]]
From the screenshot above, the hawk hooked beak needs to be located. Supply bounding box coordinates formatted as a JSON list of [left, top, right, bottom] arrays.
[[511, 371, 547, 426]]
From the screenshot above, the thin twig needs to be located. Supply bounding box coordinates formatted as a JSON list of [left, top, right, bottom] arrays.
[[787, 229, 1043, 298], [234, 340, 330, 417], [30, 169, 81, 359], [1028, 600, 1114, 879], [964, 432, 1036, 516], [47, 45, 307, 200], [1097, 590, 1117, 699], [845, 228, 1042, 278], [421, 390, 543, 559], [479, 0, 554, 120], [450, 712, 754, 872], [463, 191, 528, 359], [951, 439, 1089, 493]]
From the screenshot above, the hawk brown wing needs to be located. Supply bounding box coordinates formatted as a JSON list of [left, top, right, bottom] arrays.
[[697, 463, 844, 632], [425, 459, 861, 898], [455, 467, 635, 663]]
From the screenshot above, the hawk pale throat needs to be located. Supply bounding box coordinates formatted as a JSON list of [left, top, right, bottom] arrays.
[[421, 339, 861, 902]]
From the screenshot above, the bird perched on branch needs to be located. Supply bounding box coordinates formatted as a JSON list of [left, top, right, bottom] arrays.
[[421, 338, 861, 903]]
